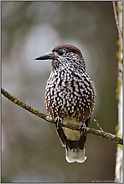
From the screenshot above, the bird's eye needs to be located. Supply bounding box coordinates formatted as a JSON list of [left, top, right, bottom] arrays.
[[58, 50, 63, 56]]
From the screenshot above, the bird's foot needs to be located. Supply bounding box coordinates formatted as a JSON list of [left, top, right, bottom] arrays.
[[55, 117, 63, 130], [79, 122, 87, 137]]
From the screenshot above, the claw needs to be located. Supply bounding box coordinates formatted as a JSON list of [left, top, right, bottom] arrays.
[[55, 117, 63, 129], [79, 122, 86, 137]]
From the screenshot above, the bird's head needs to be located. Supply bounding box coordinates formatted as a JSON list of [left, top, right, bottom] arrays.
[[35, 44, 86, 72]]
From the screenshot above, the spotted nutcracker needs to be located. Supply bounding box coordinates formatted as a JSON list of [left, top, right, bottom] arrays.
[[35, 44, 96, 163]]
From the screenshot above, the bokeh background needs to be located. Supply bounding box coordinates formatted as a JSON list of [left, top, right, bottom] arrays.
[[2, 1, 118, 182]]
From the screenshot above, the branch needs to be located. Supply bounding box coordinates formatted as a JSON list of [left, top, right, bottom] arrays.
[[1, 87, 123, 145], [113, 1, 123, 182], [113, 1, 123, 43]]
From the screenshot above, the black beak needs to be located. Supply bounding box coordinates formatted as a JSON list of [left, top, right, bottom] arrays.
[[35, 52, 55, 60]]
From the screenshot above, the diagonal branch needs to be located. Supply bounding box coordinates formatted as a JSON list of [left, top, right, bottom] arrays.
[[1, 87, 123, 145]]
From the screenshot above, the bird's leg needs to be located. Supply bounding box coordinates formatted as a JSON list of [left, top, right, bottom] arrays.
[[79, 122, 87, 137], [55, 117, 63, 130]]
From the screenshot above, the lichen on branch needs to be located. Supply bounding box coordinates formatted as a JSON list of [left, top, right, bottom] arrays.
[[1, 87, 123, 145]]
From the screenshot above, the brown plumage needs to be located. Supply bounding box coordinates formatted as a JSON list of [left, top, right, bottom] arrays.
[[35, 44, 96, 163]]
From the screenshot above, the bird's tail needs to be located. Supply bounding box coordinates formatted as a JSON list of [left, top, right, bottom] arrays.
[[65, 138, 87, 163], [55, 118, 90, 163]]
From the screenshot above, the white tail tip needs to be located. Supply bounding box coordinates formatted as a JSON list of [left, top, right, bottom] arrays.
[[65, 147, 87, 163]]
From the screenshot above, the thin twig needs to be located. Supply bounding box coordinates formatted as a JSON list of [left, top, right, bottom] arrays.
[[1, 87, 123, 145], [94, 119, 103, 132], [113, 1, 123, 43]]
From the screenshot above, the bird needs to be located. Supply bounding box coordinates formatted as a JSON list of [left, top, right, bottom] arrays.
[[35, 44, 96, 163]]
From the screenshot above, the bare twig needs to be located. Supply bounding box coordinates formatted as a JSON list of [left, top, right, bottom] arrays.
[[94, 119, 103, 132], [1, 87, 123, 145], [113, 1, 123, 43]]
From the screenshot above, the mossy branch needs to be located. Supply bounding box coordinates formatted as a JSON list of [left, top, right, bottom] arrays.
[[1, 87, 123, 145], [113, 1, 123, 182]]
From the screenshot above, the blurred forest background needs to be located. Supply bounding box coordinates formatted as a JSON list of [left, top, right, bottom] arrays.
[[2, 1, 118, 182]]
